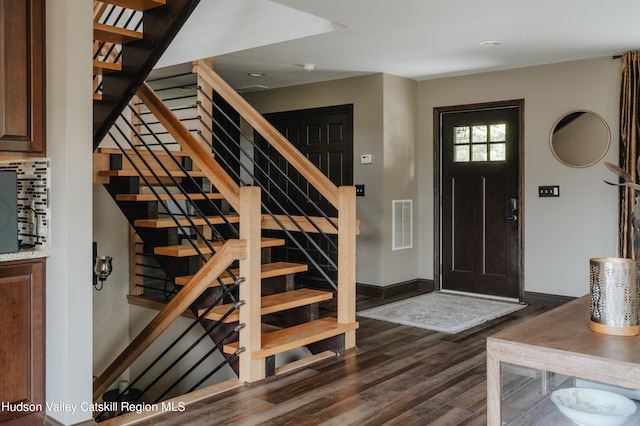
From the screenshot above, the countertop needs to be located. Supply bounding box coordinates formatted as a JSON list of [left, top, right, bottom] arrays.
[[0, 246, 49, 262]]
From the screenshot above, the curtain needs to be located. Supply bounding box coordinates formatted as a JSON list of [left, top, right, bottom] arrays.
[[619, 51, 640, 259]]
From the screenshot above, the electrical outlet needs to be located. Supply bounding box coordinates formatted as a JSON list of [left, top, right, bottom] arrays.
[[539, 185, 560, 197], [355, 184, 365, 196]]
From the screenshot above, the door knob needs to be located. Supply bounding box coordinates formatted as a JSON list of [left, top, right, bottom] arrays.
[[501, 215, 517, 221]]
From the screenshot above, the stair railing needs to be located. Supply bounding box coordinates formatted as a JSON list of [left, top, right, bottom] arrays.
[[129, 83, 266, 382], [125, 101, 240, 240], [149, 69, 357, 352], [193, 61, 340, 206], [93, 238, 247, 401], [107, 115, 237, 270], [192, 60, 357, 349], [136, 83, 242, 210], [194, 86, 340, 289], [125, 78, 357, 381], [94, 94, 256, 400], [95, 278, 244, 421], [96, 63, 357, 387], [149, 61, 358, 361]]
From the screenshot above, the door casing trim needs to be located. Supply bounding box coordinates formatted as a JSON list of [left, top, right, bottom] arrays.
[[433, 99, 525, 303]]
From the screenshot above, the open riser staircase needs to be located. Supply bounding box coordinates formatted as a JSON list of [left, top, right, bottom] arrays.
[[92, 0, 358, 418]]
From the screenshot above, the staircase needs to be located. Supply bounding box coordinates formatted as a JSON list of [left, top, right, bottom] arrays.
[[92, 0, 358, 411]]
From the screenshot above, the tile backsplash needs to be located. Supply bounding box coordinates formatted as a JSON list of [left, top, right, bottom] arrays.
[[0, 158, 50, 250]]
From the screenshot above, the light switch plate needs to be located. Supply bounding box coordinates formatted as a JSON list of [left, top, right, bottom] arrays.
[[539, 185, 560, 197]]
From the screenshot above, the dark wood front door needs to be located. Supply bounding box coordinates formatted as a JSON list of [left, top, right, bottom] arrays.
[[256, 104, 353, 287], [436, 100, 523, 300]]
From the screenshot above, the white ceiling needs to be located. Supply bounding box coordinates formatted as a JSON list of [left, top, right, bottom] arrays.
[[152, 0, 640, 91]]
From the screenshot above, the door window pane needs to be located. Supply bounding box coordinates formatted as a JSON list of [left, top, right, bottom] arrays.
[[472, 126, 487, 143], [490, 124, 506, 141], [454, 126, 469, 144], [490, 143, 506, 161], [472, 145, 487, 161], [454, 145, 470, 162]]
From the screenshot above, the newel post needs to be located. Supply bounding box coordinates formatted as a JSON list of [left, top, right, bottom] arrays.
[[238, 186, 265, 382], [338, 186, 357, 349]]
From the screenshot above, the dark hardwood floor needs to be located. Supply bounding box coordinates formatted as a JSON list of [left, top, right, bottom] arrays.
[[130, 291, 550, 425]]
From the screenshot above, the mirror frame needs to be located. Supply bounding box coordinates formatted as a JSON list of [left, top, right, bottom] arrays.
[[549, 110, 611, 168]]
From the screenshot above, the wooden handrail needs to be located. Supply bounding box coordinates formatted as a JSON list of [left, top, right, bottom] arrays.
[[93, 239, 247, 401], [192, 60, 340, 209], [136, 82, 241, 211]]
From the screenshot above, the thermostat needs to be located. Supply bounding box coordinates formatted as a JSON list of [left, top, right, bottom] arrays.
[[360, 154, 372, 164]]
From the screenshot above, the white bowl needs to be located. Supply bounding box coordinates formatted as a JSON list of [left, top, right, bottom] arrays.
[[551, 388, 637, 426]]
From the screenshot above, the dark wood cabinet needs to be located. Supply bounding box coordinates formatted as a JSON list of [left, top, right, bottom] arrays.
[[0, 0, 45, 155], [0, 258, 45, 424]]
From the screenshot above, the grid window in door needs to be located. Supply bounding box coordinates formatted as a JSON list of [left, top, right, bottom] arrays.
[[454, 123, 506, 162]]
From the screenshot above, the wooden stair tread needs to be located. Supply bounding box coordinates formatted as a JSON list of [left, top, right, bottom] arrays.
[[98, 169, 206, 178], [175, 261, 309, 286], [155, 238, 285, 257], [93, 93, 103, 101], [101, 0, 166, 11], [116, 193, 224, 201], [134, 213, 239, 228], [94, 22, 143, 44], [223, 317, 359, 359], [199, 288, 333, 323], [93, 60, 121, 75]]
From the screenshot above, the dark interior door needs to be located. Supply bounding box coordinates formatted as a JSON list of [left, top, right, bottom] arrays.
[[439, 102, 522, 300], [256, 104, 353, 286]]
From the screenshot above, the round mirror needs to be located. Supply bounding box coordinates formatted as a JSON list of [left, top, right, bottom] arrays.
[[550, 110, 610, 168]]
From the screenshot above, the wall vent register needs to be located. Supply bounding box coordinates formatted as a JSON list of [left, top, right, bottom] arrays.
[[392, 199, 413, 250]]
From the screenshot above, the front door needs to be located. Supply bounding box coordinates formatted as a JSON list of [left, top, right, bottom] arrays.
[[436, 100, 523, 300]]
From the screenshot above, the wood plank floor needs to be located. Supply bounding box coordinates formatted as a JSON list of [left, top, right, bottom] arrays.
[[131, 291, 550, 425]]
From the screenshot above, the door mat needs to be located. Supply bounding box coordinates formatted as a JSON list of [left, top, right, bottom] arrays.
[[357, 292, 526, 334]]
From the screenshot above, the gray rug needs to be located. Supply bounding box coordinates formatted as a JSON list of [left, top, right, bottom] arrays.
[[357, 292, 526, 334]]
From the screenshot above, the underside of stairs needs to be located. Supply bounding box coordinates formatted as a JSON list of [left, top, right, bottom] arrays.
[[92, 0, 358, 409]]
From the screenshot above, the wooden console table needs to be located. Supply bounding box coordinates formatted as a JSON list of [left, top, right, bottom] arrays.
[[487, 295, 640, 425]]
